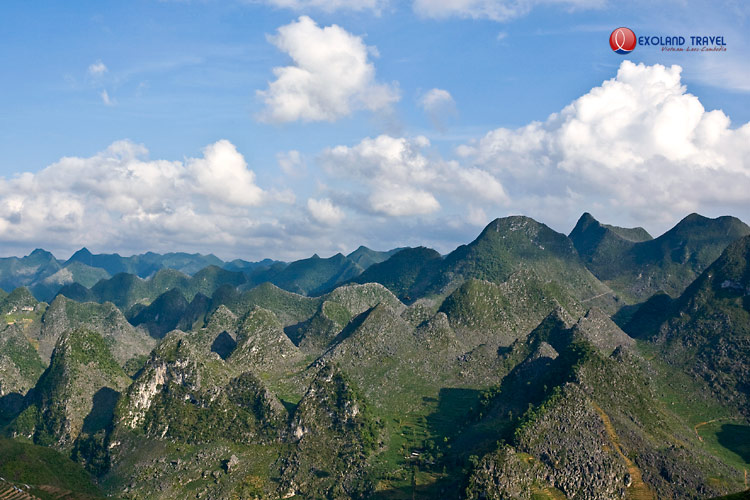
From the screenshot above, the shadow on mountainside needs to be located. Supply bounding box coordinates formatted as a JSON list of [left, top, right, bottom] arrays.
[[717, 424, 750, 464], [371, 387, 483, 499], [81, 387, 120, 435], [0, 392, 24, 426], [210, 330, 237, 360]]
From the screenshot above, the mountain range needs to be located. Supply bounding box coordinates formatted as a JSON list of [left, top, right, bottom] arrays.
[[0, 245, 402, 305], [0, 212, 748, 499]]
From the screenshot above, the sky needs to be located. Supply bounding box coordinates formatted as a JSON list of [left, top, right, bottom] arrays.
[[1, 0, 749, 261]]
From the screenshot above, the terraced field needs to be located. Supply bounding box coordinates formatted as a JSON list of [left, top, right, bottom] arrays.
[[0, 480, 39, 500]]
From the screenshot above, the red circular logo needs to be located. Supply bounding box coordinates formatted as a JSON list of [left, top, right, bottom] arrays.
[[610, 27, 636, 54]]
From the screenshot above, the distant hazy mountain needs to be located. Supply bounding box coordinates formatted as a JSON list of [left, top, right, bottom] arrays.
[[0, 248, 280, 302], [0, 249, 61, 294], [58, 265, 246, 311], [351, 246, 442, 301], [128, 288, 191, 339], [222, 257, 281, 273], [346, 245, 403, 270], [30, 261, 111, 303], [246, 253, 363, 296], [66, 247, 224, 277], [0, 246, 411, 305]]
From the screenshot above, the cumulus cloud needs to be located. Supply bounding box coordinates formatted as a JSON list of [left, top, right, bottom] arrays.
[[0, 137, 490, 260], [190, 140, 266, 206], [419, 88, 456, 129], [307, 198, 344, 225], [6, 61, 748, 262], [458, 60, 750, 230], [88, 61, 108, 77], [413, 0, 604, 21], [320, 134, 508, 217], [257, 16, 400, 123], [419, 89, 454, 112], [0, 140, 275, 255], [260, 0, 385, 12]]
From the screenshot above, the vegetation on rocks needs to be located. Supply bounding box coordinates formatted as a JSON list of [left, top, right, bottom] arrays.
[[9, 328, 130, 460], [279, 363, 379, 499]]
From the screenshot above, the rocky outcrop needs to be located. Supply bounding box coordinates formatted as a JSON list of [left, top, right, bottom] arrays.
[[0, 323, 45, 397], [571, 307, 635, 355], [465, 445, 542, 500], [290, 283, 406, 352], [279, 364, 377, 500], [515, 384, 629, 499], [116, 331, 201, 431], [10, 328, 130, 449], [229, 306, 303, 372]]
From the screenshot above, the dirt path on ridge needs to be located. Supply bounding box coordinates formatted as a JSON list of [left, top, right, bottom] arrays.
[[592, 402, 655, 500]]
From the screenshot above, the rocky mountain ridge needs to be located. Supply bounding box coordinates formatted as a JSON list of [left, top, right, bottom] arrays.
[[0, 213, 748, 499]]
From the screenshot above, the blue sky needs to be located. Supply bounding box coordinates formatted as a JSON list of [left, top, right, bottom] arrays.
[[1, 0, 749, 260]]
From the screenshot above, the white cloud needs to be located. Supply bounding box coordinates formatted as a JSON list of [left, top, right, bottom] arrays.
[[260, 0, 386, 12], [257, 16, 400, 123], [459, 60, 750, 230], [100, 89, 114, 106], [320, 134, 507, 217], [277, 150, 307, 176], [6, 61, 749, 262], [419, 88, 454, 112], [369, 186, 440, 216], [0, 140, 275, 255], [419, 88, 456, 129], [307, 198, 344, 224], [413, 0, 604, 21], [190, 140, 266, 206], [88, 61, 108, 77]]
